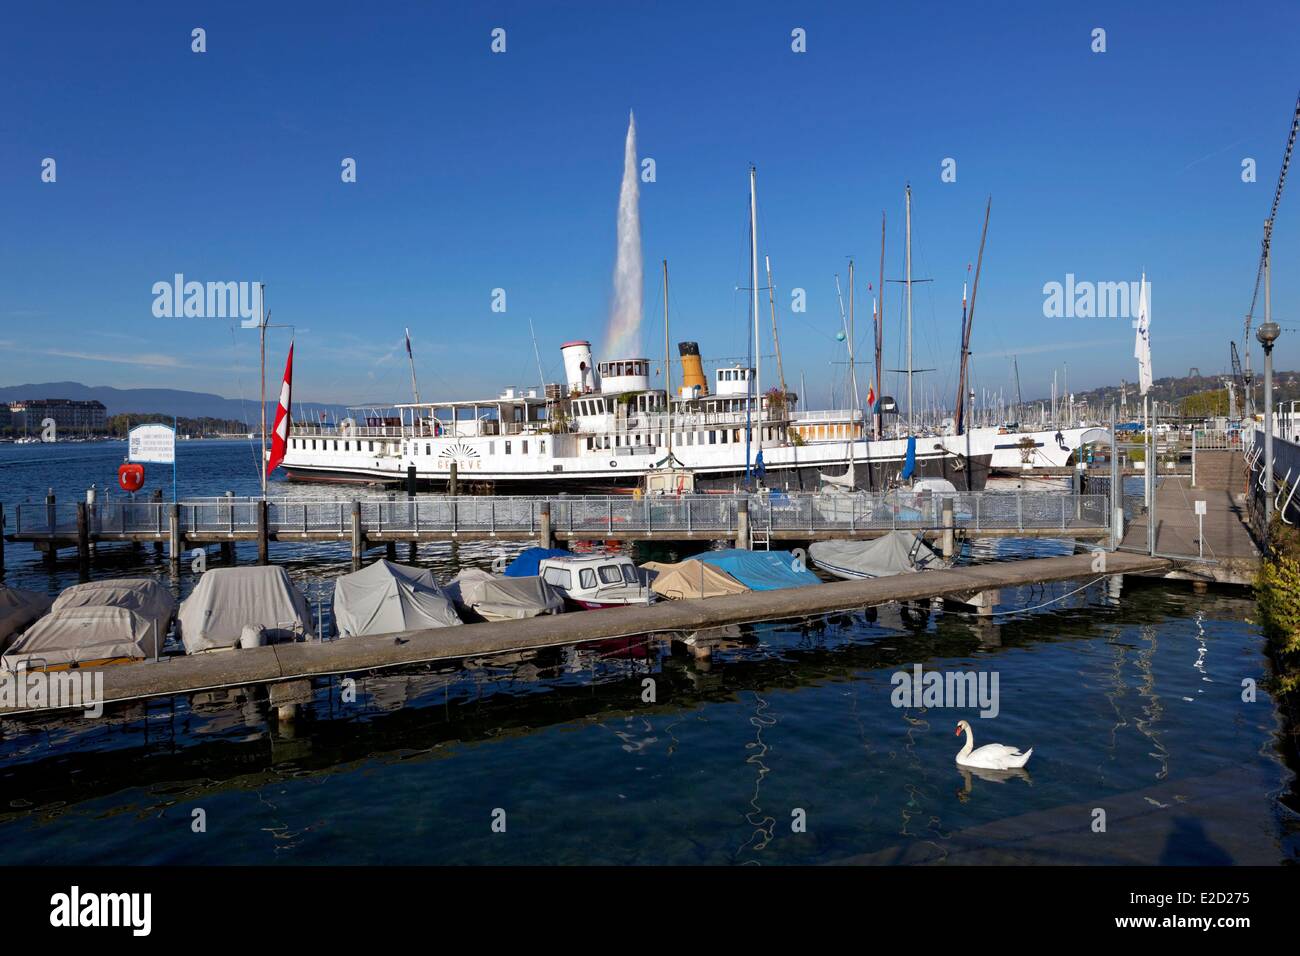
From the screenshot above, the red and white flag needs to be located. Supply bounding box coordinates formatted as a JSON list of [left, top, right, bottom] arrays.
[[266, 342, 293, 476]]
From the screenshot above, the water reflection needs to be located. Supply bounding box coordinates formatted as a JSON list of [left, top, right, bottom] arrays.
[[0, 583, 1292, 866]]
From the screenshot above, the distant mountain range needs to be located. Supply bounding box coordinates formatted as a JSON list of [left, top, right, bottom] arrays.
[[0, 382, 355, 423], [8, 374, 1299, 425]]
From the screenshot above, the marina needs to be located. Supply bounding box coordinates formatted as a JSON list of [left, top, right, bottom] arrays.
[[4, 5, 1300, 928]]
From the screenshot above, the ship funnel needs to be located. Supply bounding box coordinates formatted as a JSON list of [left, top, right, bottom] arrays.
[[678, 342, 709, 397], [561, 340, 597, 394]]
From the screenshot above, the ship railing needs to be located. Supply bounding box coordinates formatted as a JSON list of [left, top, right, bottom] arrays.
[[789, 409, 863, 423], [288, 424, 405, 438], [9, 492, 1112, 538]]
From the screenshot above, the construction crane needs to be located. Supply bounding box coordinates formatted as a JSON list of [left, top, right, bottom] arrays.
[[1011, 355, 1023, 425], [1231, 340, 1248, 419], [1242, 93, 1299, 409]]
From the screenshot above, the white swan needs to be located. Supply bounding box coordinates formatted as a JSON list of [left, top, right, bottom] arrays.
[[954, 719, 1032, 770]]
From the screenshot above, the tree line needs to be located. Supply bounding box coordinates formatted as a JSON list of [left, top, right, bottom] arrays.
[[105, 413, 251, 437]]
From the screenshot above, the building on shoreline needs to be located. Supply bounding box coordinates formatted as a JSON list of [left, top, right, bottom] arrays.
[[8, 398, 107, 436]]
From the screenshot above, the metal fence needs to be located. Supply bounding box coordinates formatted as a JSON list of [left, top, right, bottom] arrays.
[[10, 491, 1112, 538], [1252, 430, 1300, 525]]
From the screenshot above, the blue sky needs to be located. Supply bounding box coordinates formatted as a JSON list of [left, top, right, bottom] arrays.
[[1, 0, 1296, 411]]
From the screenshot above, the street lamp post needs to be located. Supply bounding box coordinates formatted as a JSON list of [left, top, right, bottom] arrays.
[[1258, 321, 1280, 521]]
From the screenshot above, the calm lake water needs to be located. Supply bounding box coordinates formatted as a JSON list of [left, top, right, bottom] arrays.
[[0, 441, 1296, 864]]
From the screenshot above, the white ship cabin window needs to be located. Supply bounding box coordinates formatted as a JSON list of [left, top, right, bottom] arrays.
[[542, 567, 572, 589], [540, 440, 546, 453], [579, 568, 597, 589], [333, 440, 339, 451], [621, 564, 638, 584], [425, 444, 431, 456], [489, 441, 494, 454], [709, 431, 716, 444], [368, 441, 375, 452], [505, 441, 511, 455], [598, 565, 623, 585], [522, 440, 528, 454]]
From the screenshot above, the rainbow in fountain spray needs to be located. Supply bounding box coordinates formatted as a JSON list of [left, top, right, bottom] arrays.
[[603, 110, 643, 362]]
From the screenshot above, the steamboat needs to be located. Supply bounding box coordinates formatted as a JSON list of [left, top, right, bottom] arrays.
[[279, 339, 1089, 493]]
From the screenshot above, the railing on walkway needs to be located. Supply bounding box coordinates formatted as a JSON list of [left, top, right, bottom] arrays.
[[10, 491, 1113, 539], [1251, 429, 1300, 527]]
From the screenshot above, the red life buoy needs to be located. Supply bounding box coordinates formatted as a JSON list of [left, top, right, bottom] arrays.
[[118, 463, 145, 493]]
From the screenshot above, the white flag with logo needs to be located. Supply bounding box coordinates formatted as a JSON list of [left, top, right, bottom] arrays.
[[1133, 273, 1152, 394]]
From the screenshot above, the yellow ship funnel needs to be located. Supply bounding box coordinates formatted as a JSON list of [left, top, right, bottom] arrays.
[[678, 342, 709, 397]]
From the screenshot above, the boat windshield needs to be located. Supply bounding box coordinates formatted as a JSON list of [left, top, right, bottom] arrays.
[[621, 564, 638, 585]]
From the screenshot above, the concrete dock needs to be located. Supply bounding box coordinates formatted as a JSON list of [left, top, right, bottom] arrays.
[[1121, 450, 1261, 584], [0, 551, 1171, 717]]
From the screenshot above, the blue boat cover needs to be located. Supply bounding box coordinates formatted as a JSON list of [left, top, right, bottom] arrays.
[[687, 549, 821, 590], [504, 547, 571, 577]]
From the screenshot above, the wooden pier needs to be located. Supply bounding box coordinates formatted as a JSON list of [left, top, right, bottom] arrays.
[[0, 551, 1172, 717]]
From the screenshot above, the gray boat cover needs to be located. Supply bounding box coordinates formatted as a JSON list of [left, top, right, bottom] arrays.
[[0, 586, 55, 651], [333, 559, 463, 637], [51, 578, 176, 637], [447, 568, 564, 621], [178, 566, 314, 653], [810, 532, 945, 579], [4, 605, 162, 670]]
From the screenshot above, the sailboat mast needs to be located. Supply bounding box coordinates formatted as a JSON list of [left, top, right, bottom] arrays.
[[957, 196, 992, 436], [662, 258, 672, 461], [407, 326, 424, 405], [749, 165, 761, 483], [764, 255, 786, 392], [848, 260, 860, 417], [259, 282, 267, 500], [876, 212, 885, 440], [905, 185, 913, 434]]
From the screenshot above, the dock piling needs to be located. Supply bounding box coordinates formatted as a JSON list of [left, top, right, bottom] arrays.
[[257, 499, 269, 565], [76, 502, 90, 580], [539, 502, 553, 549], [350, 499, 363, 571], [151, 489, 164, 555], [43, 490, 57, 567], [941, 498, 955, 558], [736, 498, 750, 550], [449, 462, 459, 497], [168, 503, 181, 569]]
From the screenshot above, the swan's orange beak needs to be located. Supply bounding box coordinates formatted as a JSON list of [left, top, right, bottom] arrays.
[[954, 725, 962, 736]]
